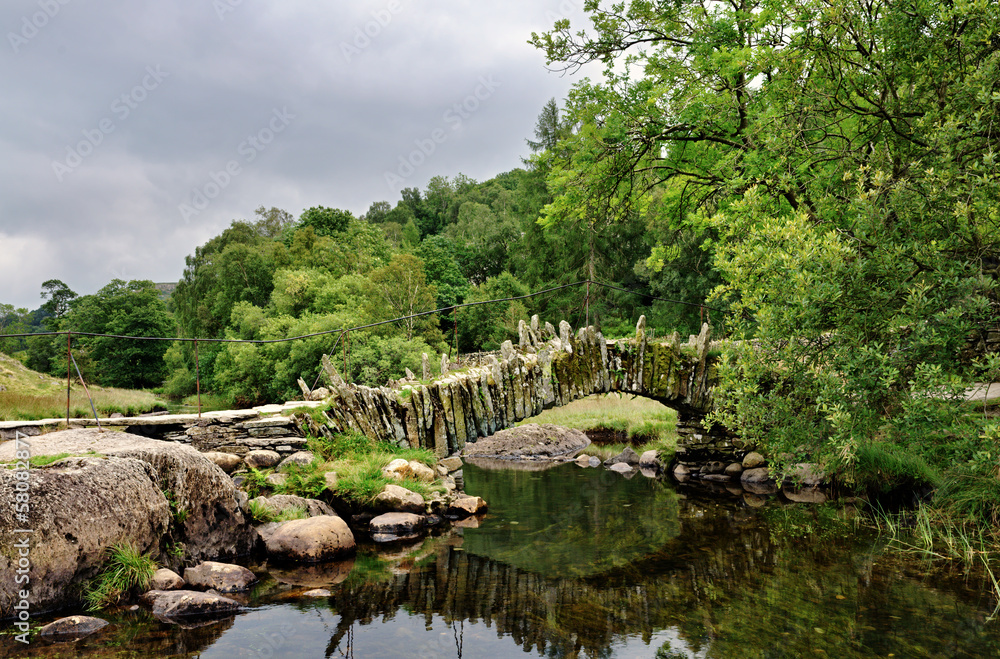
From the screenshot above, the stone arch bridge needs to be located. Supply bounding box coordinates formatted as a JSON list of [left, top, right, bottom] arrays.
[[301, 316, 735, 465]]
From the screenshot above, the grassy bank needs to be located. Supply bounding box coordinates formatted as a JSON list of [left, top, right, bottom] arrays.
[[518, 393, 679, 461], [0, 352, 165, 420]]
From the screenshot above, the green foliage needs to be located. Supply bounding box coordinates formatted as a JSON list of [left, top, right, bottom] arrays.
[[458, 273, 530, 352], [299, 205, 353, 236], [84, 542, 156, 610], [163, 490, 189, 524], [241, 468, 269, 499]]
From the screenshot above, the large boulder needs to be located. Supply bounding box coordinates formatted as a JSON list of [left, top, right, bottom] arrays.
[[0, 428, 256, 615], [0, 455, 170, 616], [264, 516, 356, 563]]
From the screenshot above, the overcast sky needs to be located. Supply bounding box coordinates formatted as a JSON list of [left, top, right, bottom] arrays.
[[0, 0, 592, 310]]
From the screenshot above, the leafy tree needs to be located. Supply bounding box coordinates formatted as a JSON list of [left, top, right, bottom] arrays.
[[57, 280, 173, 388], [39, 279, 77, 326], [366, 254, 438, 341], [533, 0, 1000, 498], [458, 273, 530, 352], [298, 206, 353, 236]]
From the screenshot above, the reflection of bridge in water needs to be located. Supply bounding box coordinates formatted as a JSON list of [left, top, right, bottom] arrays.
[[320, 491, 991, 659]]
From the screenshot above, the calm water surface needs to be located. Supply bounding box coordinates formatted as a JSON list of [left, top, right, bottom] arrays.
[[6, 462, 1000, 658]]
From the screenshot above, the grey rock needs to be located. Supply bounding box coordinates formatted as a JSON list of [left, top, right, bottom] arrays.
[[245, 450, 281, 469], [202, 451, 242, 474], [464, 424, 590, 460], [785, 463, 826, 487], [447, 495, 487, 518], [264, 516, 356, 563], [0, 429, 255, 614], [150, 568, 185, 591], [370, 512, 425, 542], [183, 561, 257, 593], [250, 494, 335, 518], [608, 462, 635, 474], [265, 473, 287, 488], [604, 446, 640, 467], [742, 451, 766, 469], [145, 589, 241, 622], [741, 467, 773, 484], [439, 456, 463, 472], [725, 462, 744, 477], [638, 450, 662, 469], [277, 451, 315, 471], [39, 615, 109, 640], [374, 484, 424, 514]]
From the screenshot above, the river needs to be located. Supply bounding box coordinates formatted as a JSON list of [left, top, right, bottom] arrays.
[[6, 462, 1000, 657]]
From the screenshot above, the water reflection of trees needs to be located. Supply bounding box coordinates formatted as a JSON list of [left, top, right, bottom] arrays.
[[323, 497, 1000, 658]]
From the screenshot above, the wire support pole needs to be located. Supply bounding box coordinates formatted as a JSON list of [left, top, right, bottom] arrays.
[[70, 351, 102, 432], [66, 332, 71, 425], [195, 339, 201, 419]]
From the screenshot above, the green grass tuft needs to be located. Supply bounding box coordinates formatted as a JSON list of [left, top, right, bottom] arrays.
[[84, 542, 157, 611]]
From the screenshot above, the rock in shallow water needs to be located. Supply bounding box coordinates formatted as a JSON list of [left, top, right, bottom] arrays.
[[463, 424, 590, 460], [604, 447, 641, 467], [370, 512, 425, 542], [264, 515, 356, 562], [145, 590, 241, 623], [184, 561, 257, 593], [39, 616, 109, 640]]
